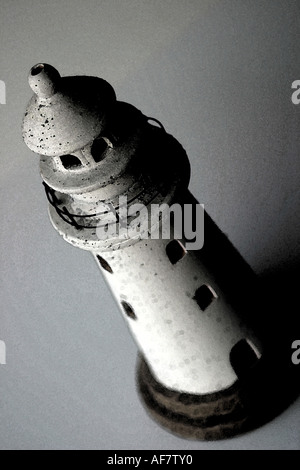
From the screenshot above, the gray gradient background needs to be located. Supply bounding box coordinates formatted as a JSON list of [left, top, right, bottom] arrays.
[[0, 0, 300, 450]]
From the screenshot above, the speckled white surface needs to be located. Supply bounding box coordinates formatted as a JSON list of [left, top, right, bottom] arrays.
[[1, 0, 299, 450], [93, 237, 261, 394]]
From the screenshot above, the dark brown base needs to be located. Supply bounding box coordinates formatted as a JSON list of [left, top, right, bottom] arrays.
[[137, 355, 300, 440]]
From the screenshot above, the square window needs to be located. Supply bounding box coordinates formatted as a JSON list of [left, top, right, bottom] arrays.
[[194, 284, 217, 311], [230, 339, 260, 379], [166, 239, 187, 265]]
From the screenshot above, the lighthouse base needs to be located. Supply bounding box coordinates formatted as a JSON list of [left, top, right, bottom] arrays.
[[137, 355, 299, 440]]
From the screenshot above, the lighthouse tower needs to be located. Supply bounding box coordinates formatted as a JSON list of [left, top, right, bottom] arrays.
[[22, 63, 277, 440]]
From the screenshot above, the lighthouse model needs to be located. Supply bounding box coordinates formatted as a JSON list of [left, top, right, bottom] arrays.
[[23, 63, 285, 440]]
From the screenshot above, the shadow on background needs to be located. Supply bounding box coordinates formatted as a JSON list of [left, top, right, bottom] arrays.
[[137, 194, 300, 440]]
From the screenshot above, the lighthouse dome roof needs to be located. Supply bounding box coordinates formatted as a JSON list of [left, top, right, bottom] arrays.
[[22, 63, 116, 156]]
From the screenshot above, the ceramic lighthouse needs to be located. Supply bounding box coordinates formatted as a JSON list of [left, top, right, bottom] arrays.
[[22, 63, 275, 440]]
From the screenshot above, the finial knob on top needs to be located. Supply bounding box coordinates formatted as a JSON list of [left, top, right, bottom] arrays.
[[28, 63, 61, 99], [23, 63, 117, 156]]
